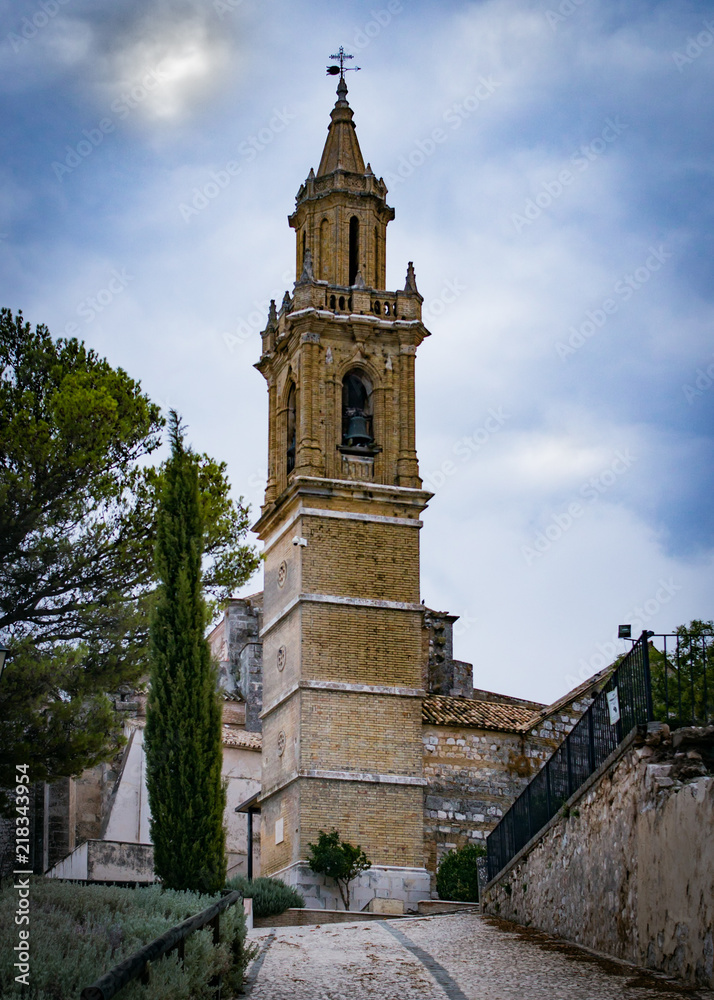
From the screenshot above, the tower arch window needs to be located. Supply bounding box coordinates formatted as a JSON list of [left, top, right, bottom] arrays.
[[349, 215, 359, 286], [374, 226, 379, 288], [286, 382, 296, 474], [342, 370, 373, 447], [319, 218, 330, 281]]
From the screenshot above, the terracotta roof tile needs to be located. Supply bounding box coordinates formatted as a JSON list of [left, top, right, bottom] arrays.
[[422, 694, 536, 732], [221, 726, 262, 751]]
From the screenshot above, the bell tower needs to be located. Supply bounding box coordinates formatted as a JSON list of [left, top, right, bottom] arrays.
[[253, 69, 432, 910]]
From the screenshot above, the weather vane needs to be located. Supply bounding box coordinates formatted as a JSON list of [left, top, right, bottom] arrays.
[[326, 46, 361, 79]]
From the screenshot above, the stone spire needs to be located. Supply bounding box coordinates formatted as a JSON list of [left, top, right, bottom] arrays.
[[316, 79, 366, 177], [289, 79, 394, 289]]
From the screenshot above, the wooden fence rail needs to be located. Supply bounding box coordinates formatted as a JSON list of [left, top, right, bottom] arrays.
[[80, 889, 242, 1000]]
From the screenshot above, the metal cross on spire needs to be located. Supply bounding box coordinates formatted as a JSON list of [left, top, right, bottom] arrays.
[[326, 46, 361, 79]]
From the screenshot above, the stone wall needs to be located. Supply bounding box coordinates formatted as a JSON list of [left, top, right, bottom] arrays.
[[423, 610, 473, 699], [271, 860, 431, 913], [423, 725, 550, 872], [210, 596, 264, 732], [483, 725, 714, 989], [422, 684, 599, 876]]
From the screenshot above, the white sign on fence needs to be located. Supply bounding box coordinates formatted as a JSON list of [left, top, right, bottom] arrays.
[[607, 688, 621, 725]]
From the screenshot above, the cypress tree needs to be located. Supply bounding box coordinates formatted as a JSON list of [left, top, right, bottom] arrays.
[[144, 412, 226, 893]]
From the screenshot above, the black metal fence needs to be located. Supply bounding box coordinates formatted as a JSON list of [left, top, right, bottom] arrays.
[[649, 631, 714, 729], [486, 632, 653, 882], [486, 627, 713, 882]]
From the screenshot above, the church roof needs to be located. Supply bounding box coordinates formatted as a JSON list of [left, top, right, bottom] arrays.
[[422, 694, 537, 733], [222, 726, 262, 751], [316, 78, 366, 177]]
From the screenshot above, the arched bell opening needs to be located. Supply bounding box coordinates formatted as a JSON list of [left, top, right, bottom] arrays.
[[348, 216, 359, 286], [374, 226, 379, 289], [319, 218, 330, 281], [342, 370, 374, 448], [286, 382, 296, 475]]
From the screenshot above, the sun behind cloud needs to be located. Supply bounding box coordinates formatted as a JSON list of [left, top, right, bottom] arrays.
[[103, 16, 234, 123]]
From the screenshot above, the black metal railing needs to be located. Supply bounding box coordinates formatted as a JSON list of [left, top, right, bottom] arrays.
[[486, 632, 653, 882], [649, 630, 714, 729], [486, 627, 713, 882]]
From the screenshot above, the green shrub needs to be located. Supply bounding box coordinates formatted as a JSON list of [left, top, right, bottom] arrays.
[[0, 878, 249, 1000], [226, 875, 304, 918], [435, 842, 485, 902], [305, 829, 371, 910]]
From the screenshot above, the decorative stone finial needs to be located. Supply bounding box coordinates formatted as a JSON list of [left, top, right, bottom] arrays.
[[404, 261, 419, 293], [298, 248, 315, 284], [281, 290, 292, 313], [267, 299, 278, 327], [352, 270, 366, 289]]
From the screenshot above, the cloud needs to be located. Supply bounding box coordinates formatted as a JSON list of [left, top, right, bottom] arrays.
[[2, 0, 712, 702]]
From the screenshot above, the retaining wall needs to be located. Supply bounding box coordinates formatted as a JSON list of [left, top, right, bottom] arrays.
[[483, 725, 714, 988]]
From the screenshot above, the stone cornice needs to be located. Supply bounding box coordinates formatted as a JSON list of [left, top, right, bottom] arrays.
[[260, 768, 427, 802], [261, 678, 425, 719], [260, 592, 424, 639], [253, 476, 433, 539]]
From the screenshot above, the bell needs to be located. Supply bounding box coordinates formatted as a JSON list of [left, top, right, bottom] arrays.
[[345, 413, 371, 445]]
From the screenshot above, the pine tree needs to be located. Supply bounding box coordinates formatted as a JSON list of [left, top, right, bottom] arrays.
[[144, 412, 226, 893]]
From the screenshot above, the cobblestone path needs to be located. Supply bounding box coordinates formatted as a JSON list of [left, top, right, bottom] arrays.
[[244, 912, 714, 1000]]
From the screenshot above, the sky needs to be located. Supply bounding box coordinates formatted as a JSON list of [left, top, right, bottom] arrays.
[[1, 0, 713, 705]]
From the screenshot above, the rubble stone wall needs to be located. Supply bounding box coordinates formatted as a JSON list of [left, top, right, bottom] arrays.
[[483, 726, 714, 988], [423, 692, 595, 875]]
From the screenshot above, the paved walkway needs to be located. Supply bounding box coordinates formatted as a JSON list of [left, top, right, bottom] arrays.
[[244, 912, 714, 1000]]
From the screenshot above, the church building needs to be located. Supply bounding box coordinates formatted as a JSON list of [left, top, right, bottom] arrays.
[[33, 75, 606, 909]]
